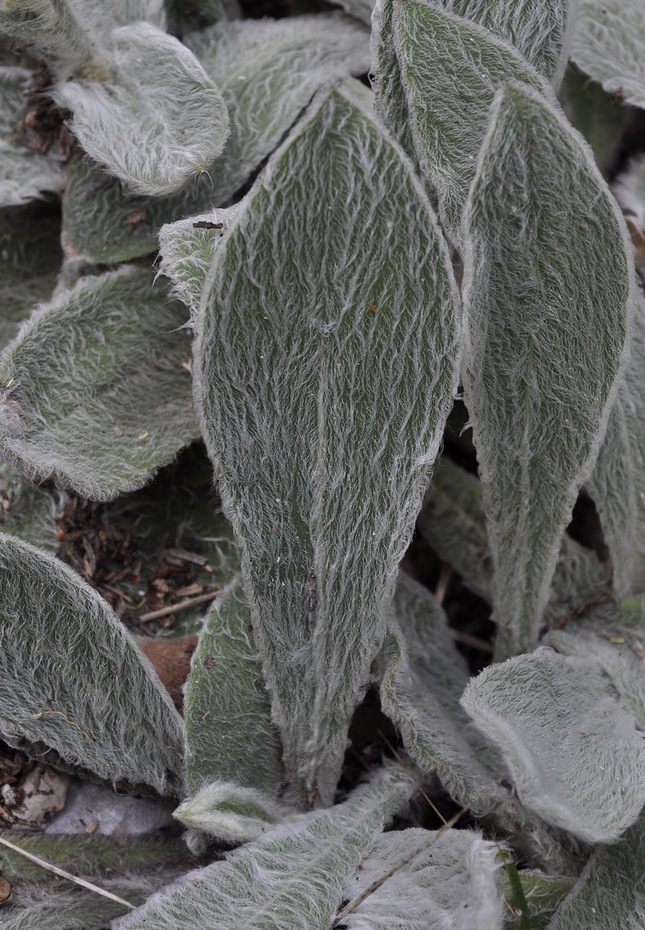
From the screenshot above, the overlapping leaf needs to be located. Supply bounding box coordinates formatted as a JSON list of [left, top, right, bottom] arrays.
[[62, 14, 370, 263], [0, 265, 199, 500], [0, 0, 166, 71], [419, 457, 611, 624], [545, 596, 645, 732], [161, 80, 461, 804], [178, 576, 287, 843], [588, 287, 645, 596], [0, 533, 184, 795], [56, 22, 228, 195], [341, 828, 504, 930], [379, 571, 573, 870], [546, 809, 645, 929], [461, 647, 645, 843], [374, 0, 552, 244], [114, 768, 414, 930], [572, 0, 645, 110], [431, 0, 575, 83], [462, 81, 633, 658]]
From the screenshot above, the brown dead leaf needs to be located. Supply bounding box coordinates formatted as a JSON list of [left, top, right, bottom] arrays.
[[9, 764, 69, 830], [0, 875, 11, 903]]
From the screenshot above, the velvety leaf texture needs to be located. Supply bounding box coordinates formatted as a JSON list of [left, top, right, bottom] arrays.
[[432, 0, 575, 84], [379, 571, 571, 870], [0, 264, 199, 500], [545, 599, 645, 731], [0, 534, 184, 795], [0, 875, 174, 930], [571, 0, 645, 111], [162, 81, 461, 805], [61, 14, 370, 264], [114, 768, 414, 930], [419, 457, 610, 625], [546, 809, 645, 930], [462, 81, 633, 658], [588, 286, 645, 597], [387, 2, 551, 244], [342, 828, 504, 930], [174, 781, 297, 845], [370, 0, 422, 190], [0, 462, 59, 549], [461, 647, 645, 843], [56, 22, 229, 195], [0, 1, 166, 75], [419, 458, 494, 603], [183, 576, 284, 809]]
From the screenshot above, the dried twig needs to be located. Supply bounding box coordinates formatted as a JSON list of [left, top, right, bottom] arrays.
[[0, 835, 135, 909], [137, 589, 221, 622], [333, 805, 469, 924]]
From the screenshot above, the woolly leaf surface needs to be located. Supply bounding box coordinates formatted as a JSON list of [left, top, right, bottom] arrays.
[[380, 571, 508, 811], [546, 809, 645, 930], [163, 80, 461, 804], [184, 576, 283, 798], [0, 67, 65, 206], [545, 598, 645, 731], [0, 831, 190, 881], [571, 0, 645, 110], [588, 287, 645, 596], [419, 458, 611, 623], [0, 533, 184, 794], [56, 22, 228, 195], [61, 14, 370, 263], [0, 202, 62, 348], [390, 2, 550, 244], [341, 828, 504, 930], [371, 0, 420, 185], [0, 1, 166, 71], [512, 872, 573, 930], [187, 13, 371, 201], [0, 462, 58, 549], [0, 873, 178, 930], [379, 572, 570, 870], [174, 782, 296, 844], [429, 0, 575, 83], [158, 207, 240, 314], [462, 81, 633, 658], [0, 264, 199, 500], [461, 647, 645, 843], [114, 768, 414, 930], [419, 458, 494, 603]]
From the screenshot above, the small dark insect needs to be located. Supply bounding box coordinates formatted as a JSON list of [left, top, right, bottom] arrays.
[[192, 221, 224, 230]]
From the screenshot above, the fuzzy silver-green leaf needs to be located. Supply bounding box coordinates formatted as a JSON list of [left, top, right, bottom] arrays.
[[462, 81, 633, 658], [461, 647, 645, 843], [56, 22, 228, 195], [114, 767, 414, 930], [161, 80, 460, 805], [0, 265, 199, 500], [0, 533, 184, 794]]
